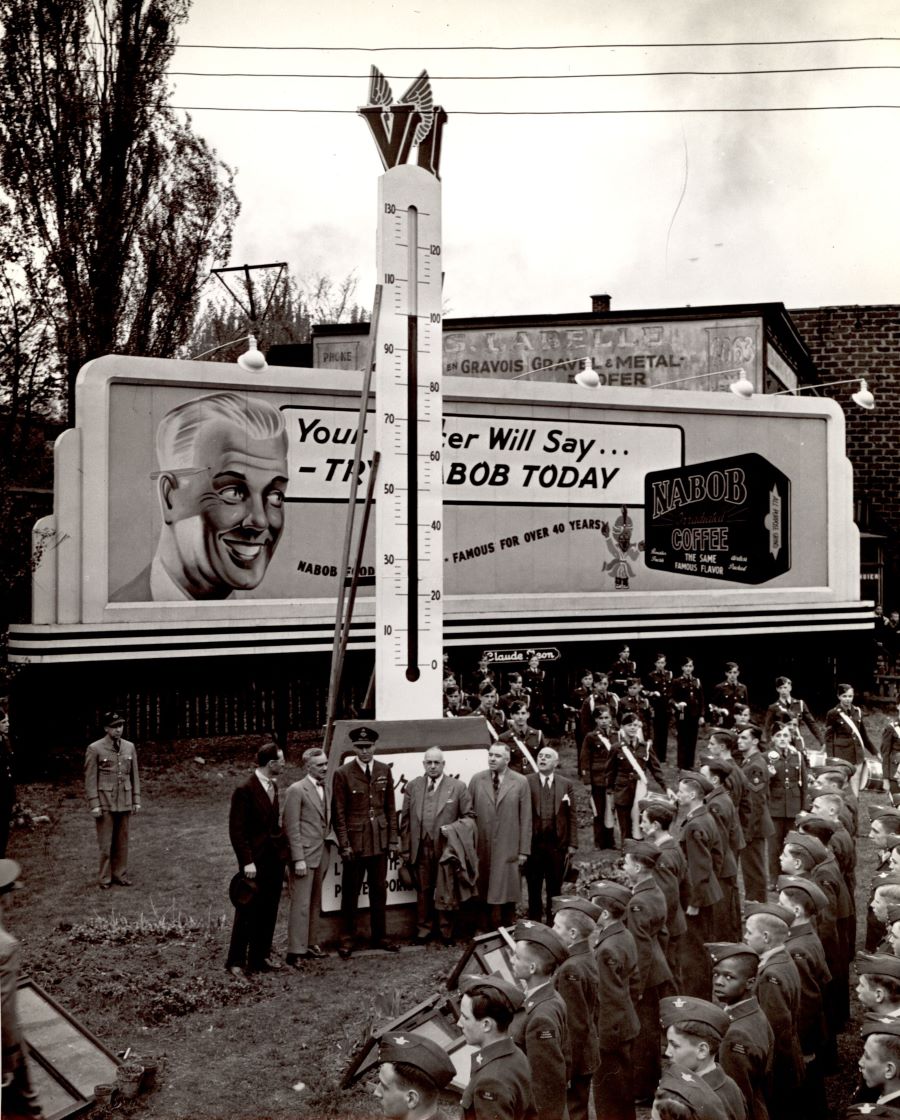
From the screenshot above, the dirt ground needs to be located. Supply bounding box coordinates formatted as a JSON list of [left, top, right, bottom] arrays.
[[3, 717, 893, 1119]]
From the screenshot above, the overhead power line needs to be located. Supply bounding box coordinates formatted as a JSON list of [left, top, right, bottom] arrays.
[[161, 65, 900, 79], [172, 103, 900, 115], [164, 36, 900, 51]]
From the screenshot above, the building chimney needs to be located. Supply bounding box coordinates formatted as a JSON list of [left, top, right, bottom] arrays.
[[591, 293, 611, 312]]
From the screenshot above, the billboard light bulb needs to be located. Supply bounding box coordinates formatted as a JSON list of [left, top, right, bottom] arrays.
[[574, 357, 600, 389], [237, 335, 267, 373]]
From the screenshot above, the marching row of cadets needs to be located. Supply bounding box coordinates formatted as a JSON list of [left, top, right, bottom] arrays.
[[373, 739, 900, 1120]]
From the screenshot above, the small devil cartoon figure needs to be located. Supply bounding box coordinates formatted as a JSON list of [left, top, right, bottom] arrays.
[[600, 505, 645, 589]]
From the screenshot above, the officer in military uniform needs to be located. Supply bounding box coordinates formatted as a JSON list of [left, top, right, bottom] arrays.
[[458, 974, 536, 1120], [332, 725, 399, 958], [510, 920, 570, 1120], [735, 727, 775, 903], [588, 880, 641, 1120], [84, 711, 141, 888], [707, 941, 775, 1120], [743, 902, 806, 1120], [373, 1031, 456, 1120]]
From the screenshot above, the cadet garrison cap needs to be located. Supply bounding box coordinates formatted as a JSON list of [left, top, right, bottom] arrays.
[[796, 812, 838, 838], [459, 971, 525, 1010], [784, 830, 828, 864], [705, 942, 760, 967], [743, 901, 794, 926], [861, 1017, 900, 1039], [588, 880, 633, 909], [659, 995, 731, 1036], [623, 839, 662, 866], [679, 770, 714, 795], [856, 953, 900, 981], [870, 805, 900, 824], [513, 920, 569, 965], [776, 875, 829, 912], [348, 726, 379, 745], [378, 1032, 456, 1089], [637, 797, 677, 824], [552, 896, 603, 921], [654, 1063, 728, 1120], [844, 1105, 900, 1119], [872, 873, 900, 890], [698, 753, 733, 778]]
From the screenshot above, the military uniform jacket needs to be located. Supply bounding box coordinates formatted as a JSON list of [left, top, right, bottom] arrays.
[[617, 695, 652, 738], [785, 921, 830, 1055], [670, 674, 705, 719], [578, 692, 618, 740], [739, 754, 774, 841], [765, 745, 807, 820], [724, 760, 749, 812], [701, 1063, 748, 1120], [756, 946, 805, 1092], [711, 680, 749, 726], [882, 718, 900, 782], [608, 742, 666, 807], [680, 804, 724, 909], [499, 726, 543, 775], [654, 835, 689, 938], [705, 785, 744, 879], [332, 758, 398, 858], [592, 920, 640, 1047], [511, 982, 569, 1120], [626, 875, 673, 994], [84, 735, 140, 812], [607, 658, 637, 695], [824, 703, 874, 765], [462, 1036, 537, 1120], [720, 998, 774, 1120], [578, 729, 616, 787], [763, 697, 822, 743], [814, 850, 853, 921], [553, 940, 600, 1076]]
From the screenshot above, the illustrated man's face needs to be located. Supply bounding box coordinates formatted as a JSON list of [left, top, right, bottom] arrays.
[[537, 748, 558, 774], [161, 417, 288, 596], [374, 1063, 412, 1118], [424, 749, 445, 777]]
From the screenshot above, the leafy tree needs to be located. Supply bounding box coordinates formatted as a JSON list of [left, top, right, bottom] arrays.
[[0, 0, 240, 422]]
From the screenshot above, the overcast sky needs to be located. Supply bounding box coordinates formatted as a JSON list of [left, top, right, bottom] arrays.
[[170, 0, 900, 320]]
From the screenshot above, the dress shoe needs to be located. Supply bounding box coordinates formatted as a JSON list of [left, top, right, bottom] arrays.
[[285, 952, 309, 967], [338, 945, 353, 960], [372, 940, 400, 953], [308, 945, 327, 959], [98, 882, 112, 890], [225, 965, 246, 979], [112, 876, 133, 886], [260, 956, 283, 971]]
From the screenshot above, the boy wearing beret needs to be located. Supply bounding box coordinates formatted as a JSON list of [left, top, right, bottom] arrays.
[[511, 921, 570, 1120]]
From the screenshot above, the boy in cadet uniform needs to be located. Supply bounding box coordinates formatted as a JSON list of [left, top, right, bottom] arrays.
[[588, 880, 641, 1120], [473, 681, 507, 739], [857, 1018, 900, 1116], [660, 994, 747, 1120], [776, 876, 832, 1111], [638, 796, 688, 989], [707, 942, 775, 1120], [707, 730, 748, 811], [735, 726, 774, 903], [700, 754, 744, 942], [652, 1064, 728, 1120], [670, 656, 706, 771], [868, 807, 900, 950], [501, 701, 543, 775], [501, 673, 531, 718], [676, 771, 723, 994], [743, 902, 805, 1120], [762, 676, 822, 747], [647, 652, 673, 763], [458, 974, 536, 1120], [617, 677, 653, 741], [550, 897, 601, 1120], [607, 644, 638, 698], [578, 704, 617, 850], [807, 792, 857, 899], [622, 839, 674, 1100], [812, 756, 859, 835], [510, 920, 570, 1120], [765, 723, 808, 890], [608, 713, 667, 845], [710, 662, 749, 729], [577, 673, 618, 740], [373, 1031, 456, 1120]]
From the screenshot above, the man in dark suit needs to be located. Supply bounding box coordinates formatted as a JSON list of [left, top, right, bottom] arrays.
[[399, 746, 474, 943], [524, 746, 577, 925], [225, 741, 289, 976], [332, 725, 399, 958], [283, 746, 333, 964]]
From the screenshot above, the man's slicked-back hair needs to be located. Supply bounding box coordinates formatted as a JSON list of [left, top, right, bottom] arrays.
[[156, 392, 287, 471]]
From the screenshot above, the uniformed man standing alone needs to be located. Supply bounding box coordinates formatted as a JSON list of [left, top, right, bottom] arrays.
[[84, 711, 141, 889]]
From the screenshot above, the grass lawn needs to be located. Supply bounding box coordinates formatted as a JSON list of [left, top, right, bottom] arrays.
[[3, 718, 892, 1119]]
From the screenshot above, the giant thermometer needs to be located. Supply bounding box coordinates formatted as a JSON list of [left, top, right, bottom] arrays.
[[373, 164, 444, 720]]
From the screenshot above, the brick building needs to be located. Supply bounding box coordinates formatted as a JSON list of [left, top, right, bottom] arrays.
[[789, 305, 900, 609]]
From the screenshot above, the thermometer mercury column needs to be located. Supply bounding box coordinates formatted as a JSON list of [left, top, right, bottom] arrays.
[[374, 164, 443, 720]]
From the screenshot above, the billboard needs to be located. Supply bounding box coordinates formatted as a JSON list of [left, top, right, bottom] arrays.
[[10, 355, 866, 664]]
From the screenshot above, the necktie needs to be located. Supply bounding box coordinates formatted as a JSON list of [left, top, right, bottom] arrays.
[[429, 777, 437, 792], [365, 763, 371, 781], [492, 771, 499, 797], [266, 779, 275, 803], [544, 777, 551, 791]]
